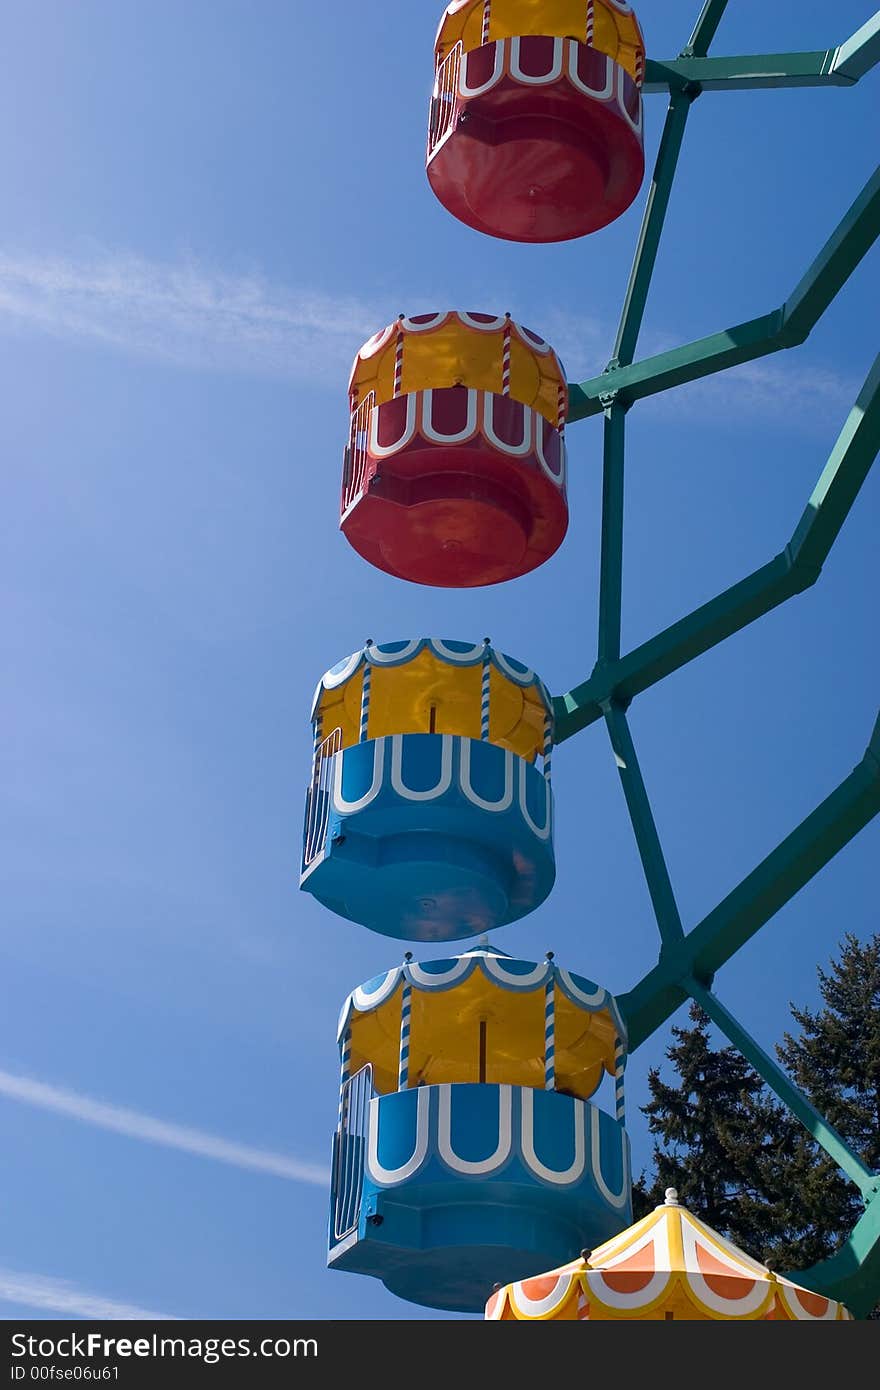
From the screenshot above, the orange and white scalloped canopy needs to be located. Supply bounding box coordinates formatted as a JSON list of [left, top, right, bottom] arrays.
[[485, 1193, 853, 1321]]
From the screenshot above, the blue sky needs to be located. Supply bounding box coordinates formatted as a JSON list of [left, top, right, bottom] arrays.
[[1, 0, 877, 1321]]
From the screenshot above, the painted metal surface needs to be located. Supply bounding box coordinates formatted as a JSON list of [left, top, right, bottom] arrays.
[[328, 1082, 631, 1313]]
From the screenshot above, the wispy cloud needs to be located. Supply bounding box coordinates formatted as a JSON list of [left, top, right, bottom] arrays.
[[0, 1067, 328, 1187], [0, 246, 857, 428], [0, 248, 378, 383], [0, 1267, 175, 1320]]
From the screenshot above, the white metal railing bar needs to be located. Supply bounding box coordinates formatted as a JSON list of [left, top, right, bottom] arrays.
[[303, 726, 343, 866], [333, 1064, 374, 1242], [428, 42, 462, 154], [342, 391, 375, 514]]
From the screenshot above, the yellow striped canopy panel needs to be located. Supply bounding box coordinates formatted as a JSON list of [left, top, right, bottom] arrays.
[[348, 312, 566, 425], [337, 947, 625, 1100], [486, 1193, 853, 1320], [434, 0, 646, 82], [312, 638, 552, 764]]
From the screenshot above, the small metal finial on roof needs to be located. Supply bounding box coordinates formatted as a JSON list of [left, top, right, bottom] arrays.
[[478, 934, 489, 948], [665, 1187, 680, 1206], [404, 951, 413, 962], [483, 636, 491, 645], [546, 950, 555, 961]]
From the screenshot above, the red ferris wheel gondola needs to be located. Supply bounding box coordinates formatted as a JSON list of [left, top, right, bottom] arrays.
[[426, 0, 646, 243]]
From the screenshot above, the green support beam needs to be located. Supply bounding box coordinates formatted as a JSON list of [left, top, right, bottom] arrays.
[[555, 353, 880, 742], [567, 164, 880, 423], [603, 703, 685, 949], [833, 9, 880, 82], [790, 1200, 880, 1320], [597, 404, 627, 664], [683, 0, 730, 59], [618, 714, 880, 1050], [644, 10, 880, 92], [612, 93, 695, 369], [687, 979, 876, 1197], [646, 51, 842, 93]]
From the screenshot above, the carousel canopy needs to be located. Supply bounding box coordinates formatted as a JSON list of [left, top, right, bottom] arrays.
[[434, 0, 646, 81], [348, 312, 566, 424], [485, 1188, 853, 1321], [338, 944, 625, 1100], [311, 638, 551, 763]]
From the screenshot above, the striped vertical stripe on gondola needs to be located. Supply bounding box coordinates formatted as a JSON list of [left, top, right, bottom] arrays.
[[481, 0, 491, 46], [557, 380, 567, 433], [480, 640, 492, 740], [543, 710, 553, 782], [393, 318, 405, 399], [501, 315, 512, 397], [312, 714, 323, 764], [614, 1036, 626, 1123], [398, 979, 412, 1091], [338, 1026, 351, 1127], [586, 0, 595, 47], [635, 48, 645, 86], [544, 976, 556, 1090], [358, 649, 372, 743]]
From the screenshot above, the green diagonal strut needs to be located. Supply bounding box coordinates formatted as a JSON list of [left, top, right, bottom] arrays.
[[556, 353, 880, 741], [567, 164, 880, 422]]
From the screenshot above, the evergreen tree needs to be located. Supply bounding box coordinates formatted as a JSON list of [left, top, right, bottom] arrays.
[[634, 934, 880, 1297]]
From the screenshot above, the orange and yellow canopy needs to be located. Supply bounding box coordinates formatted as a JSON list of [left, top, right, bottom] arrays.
[[485, 1191, 852, 1321]]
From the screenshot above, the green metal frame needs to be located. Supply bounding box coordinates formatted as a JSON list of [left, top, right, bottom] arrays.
[[557, 3, 880, 1316]]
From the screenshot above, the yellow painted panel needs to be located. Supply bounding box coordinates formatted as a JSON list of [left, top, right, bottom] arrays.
[[349, 316, 564, 425], [315, 651, 546, 761], [437, 0, 645, 82], [347, 972, 617, 1099]]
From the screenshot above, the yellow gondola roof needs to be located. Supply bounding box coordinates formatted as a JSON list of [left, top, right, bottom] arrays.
[[338, 945, 625, 1101], [486, 1190, 853, 1320], [312, 639, 552, 764], [348, 312, 566, 426], [434, 0, 646, 84]]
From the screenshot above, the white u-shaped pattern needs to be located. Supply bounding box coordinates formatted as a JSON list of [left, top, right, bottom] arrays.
[[350, 968, 402, 1015], [518, 759, 553, 840], [457, 311, 508, 332], [437, 1084, 512, 1174], [332, 739, 385, 815], [557, 968, 606, 1008], [421, 388, 479, 444], [460, 39, 505, 97], [400, 312, 448, 333], [390, 734, 454, 801], [459, 740, 515, 812], [616, 62, 642, 135], [492, 649, 536, 685], [365, 639, 422, 665], [480, 955, 547, 988], [366, 1089, 431, 1185], [510, 1272, 575, 1319], [510, 35, 564, 84], [567, 43, 614, 100], [534, 415, 567, 487], [590, 1108, 630, 1209], [368, 391, 417, 458], [483, 395, 534, 457], [591, 1223, 670, 1309], [405, 955, 475, 990], [679, 1220, 769, 1317], [520, 1089, 586, 1185], [428, 638, 485, 664]]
